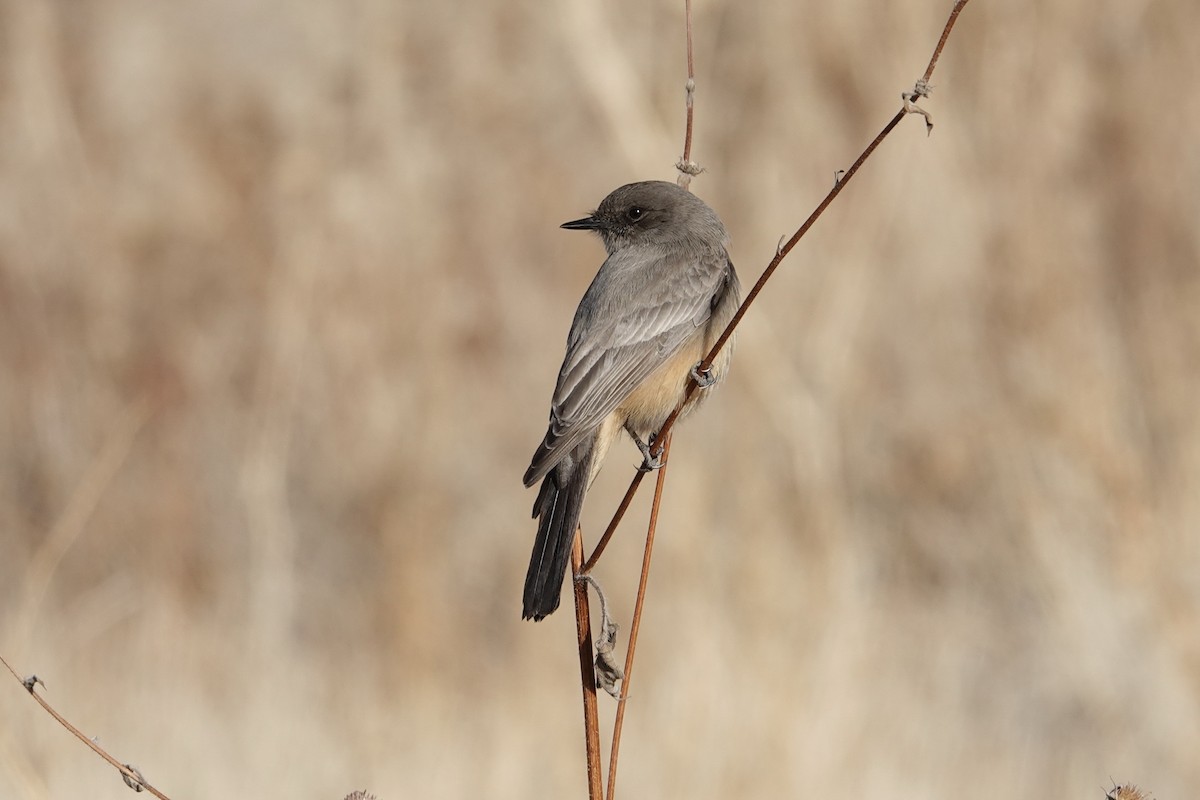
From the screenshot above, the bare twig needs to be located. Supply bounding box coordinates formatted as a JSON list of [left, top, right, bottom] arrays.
[[582, 471, 647, 573], [582, 0, 698, 577], [580, 575, 624, 698], [921, 0, 970, 84], [575, 4, 974, 797], [585, 7, 973, 530], [675, 0, 700, 188], [0, 653, 172, 800], [646, 0, 972, 467], [605, 434, 672, 800], [570, 529, 604, 800]]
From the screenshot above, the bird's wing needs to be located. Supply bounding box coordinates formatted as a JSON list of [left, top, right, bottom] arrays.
[[523, 247, 728, 486]]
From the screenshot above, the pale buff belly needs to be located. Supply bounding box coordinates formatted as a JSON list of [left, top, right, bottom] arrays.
[[587, 322, 734, 485]]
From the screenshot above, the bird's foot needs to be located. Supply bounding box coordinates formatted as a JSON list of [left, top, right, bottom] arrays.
[[624, 420, 666, 472], [691, 362, 716, 388], [633, 433, 664, 473]]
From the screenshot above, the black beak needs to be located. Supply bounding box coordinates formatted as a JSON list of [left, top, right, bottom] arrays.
[[560, 215, 601, 231]]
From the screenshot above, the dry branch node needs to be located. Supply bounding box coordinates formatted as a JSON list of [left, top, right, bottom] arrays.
[[675, 157, 704, 191], [902, 90, 934, 135], [23, 674, 45, 693], [834, 169, 846, 186], [579, 575, 623, 697], [594, 636, 622, 698]]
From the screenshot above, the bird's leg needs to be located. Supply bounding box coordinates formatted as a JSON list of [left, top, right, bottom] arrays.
[[691, 362, 716, 388], [624, 421, 664, 472]]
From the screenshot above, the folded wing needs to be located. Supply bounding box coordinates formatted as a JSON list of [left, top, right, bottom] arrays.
[[523, 247, 728, 487]]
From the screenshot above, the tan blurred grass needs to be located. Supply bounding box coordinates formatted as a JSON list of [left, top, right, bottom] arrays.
[[0, 0, 1197, 797]]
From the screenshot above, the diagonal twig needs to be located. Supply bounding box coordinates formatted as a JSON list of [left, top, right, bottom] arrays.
[[583, 3, 973, 568], [0, 653, 172, 800], [646, 0, 973, 467], [582, 471, 647, 573], [573, 4, 974, 798]]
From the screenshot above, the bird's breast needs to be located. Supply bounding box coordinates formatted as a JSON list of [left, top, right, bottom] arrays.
[[617, 325, 728, 439]]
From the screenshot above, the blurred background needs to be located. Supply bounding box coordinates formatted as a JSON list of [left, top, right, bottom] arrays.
[[1, 0, 1196, 797]]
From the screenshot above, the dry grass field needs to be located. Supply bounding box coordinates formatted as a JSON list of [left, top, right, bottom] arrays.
[[1, 1, 1197, 797]]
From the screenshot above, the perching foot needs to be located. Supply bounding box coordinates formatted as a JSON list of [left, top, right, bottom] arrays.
[[624, 422, 665, 472], [634, 434, 664, 473]]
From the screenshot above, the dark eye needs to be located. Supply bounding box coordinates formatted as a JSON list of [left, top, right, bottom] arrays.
[[627, 207, 644, 222]]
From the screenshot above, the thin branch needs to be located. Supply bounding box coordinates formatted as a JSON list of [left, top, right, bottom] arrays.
[[0, 653, 172, 800], [605, 434, 672, 800], [582, 471, 647, 573], [583, 0, 698, 577], [675, 0, 699, 189], [921, 0, 970, 85], [570, 529, 604, 800], [666, 109, 904, 432], [682, 0, 694, 164], [647, 0, 972, 465], [575, 4, 974, 798], [585, 9, 973, 544]]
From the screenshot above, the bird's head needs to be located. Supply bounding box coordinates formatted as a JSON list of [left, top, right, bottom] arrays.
[[561, 180, 728, 255]]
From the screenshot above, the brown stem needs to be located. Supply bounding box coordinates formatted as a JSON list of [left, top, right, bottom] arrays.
[[680, 0, 696, 169], [0, 653, 172, 800], [648, 87, 930, 465], [583, 471, 647, 573], [571, 528, 604, 800], [605, 434, 672, 800], [922, 0, 971, 85]]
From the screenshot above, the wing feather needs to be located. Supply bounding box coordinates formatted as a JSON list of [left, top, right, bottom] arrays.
[[524, 247, 729, 486]]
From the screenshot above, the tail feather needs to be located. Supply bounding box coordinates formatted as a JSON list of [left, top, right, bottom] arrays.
[[523, 447, 593, 620]]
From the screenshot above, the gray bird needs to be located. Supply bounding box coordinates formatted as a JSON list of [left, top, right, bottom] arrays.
[[523, 180, 741, 620]]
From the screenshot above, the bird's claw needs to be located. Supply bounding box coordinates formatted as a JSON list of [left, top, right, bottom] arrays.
[[638, 453, 664, 473], [691, 362, 716, 388], [634, 435, 665, 473]]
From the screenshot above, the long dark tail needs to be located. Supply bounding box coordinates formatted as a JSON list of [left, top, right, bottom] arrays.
[[523, 446, 594, 620]]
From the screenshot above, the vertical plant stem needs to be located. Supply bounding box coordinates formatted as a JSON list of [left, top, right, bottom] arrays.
[[571, 528, 604, 800], [605, 433, 673, 800], [680, 0, 696, 170]]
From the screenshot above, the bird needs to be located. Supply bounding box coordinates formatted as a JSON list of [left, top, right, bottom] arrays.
[[522, 180, 741, 620]]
